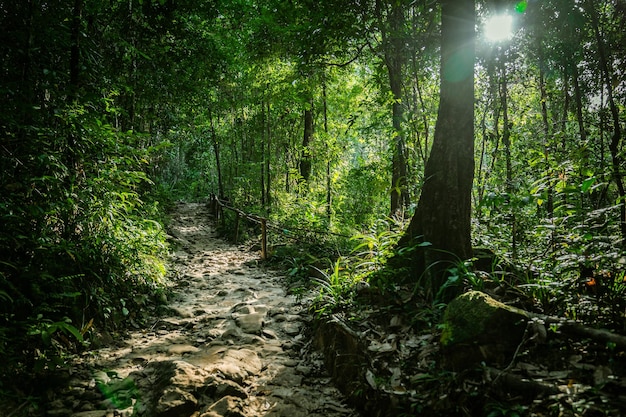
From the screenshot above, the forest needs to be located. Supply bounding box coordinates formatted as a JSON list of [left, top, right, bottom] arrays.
[[1, 0, 626, 415]]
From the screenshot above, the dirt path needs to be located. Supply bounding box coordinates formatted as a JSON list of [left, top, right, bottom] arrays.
[[45, 202, 357, 417]]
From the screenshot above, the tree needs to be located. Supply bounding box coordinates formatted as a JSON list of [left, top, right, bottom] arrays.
[[377, 0, 411, 216], [584, 0, 625, 243], [397, 0, 475, 302]]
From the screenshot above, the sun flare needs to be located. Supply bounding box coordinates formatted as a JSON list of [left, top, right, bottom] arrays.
[[484, 14, 514, 42]]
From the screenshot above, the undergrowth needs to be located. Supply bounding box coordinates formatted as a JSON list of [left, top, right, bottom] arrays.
[[0, 103, 171, 408], [218, 199, 626, 337]]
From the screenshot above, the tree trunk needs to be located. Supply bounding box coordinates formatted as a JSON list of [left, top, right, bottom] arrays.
[[260, 100, 266, 207], [63, 0, 83, 239], [266, 99, 271, 207], [412, 69, 430, 166], [571, 64, 587, 145], [323, 80, 332, 221], [383, 0, 410, 216], [300, 98, 314, 184], [559, 72, 569, 150], [537, 43, 556, 253], [585, 0, 626, 242], [538, 45, 554, 220], [499, 56, 516, 258], [397, 0, 475, 302], [69, 0, 82, 96], [209, 108, 224, 199]]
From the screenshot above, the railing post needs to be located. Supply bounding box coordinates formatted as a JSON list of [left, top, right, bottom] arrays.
[[209, 193, 216, 217], [260, 218, 267, 260], [234, 212, 240, 243]]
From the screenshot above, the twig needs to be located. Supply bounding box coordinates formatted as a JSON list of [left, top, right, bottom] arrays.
[[7, 400, 30, 417]]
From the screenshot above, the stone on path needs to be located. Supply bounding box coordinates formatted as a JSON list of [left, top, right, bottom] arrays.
[[234, 312, 265, 334]]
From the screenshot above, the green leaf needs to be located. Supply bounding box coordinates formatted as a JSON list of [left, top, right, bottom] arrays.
[[581, 177, 595, 193], [63, 323, 84, 344]]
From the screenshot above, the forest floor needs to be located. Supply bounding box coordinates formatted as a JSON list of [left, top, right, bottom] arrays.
[[21, 201, 626, 417], [37, 202, 359, 417]]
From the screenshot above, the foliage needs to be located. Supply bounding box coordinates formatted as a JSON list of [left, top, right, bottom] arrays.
[[0, 102, 169, 385], [0, 0, 177, 394], [2, 0, 626, 413]]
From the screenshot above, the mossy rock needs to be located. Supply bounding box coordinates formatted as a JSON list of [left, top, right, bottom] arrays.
[[441, 291, 528, 370]]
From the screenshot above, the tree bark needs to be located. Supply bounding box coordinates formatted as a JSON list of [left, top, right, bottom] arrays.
[[538, 45, 554, 220], [300, 98, 314, 184], [323, 80, 332, 221], [209, 108, 224, 199], [381, 0, 410, 216], [585, 0, 626, 242], [397, 0, 475, 302], [69, 0, 82, 96], [261, 100, 266, 207], [266, 99, 271, 207], [499, 55, 516, 257]]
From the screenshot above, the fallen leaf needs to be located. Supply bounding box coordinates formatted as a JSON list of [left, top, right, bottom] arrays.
[[366, 369, 377, 389]]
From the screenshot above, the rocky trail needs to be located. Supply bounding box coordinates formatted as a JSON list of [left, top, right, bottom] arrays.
[[43, 202, 358, 417]]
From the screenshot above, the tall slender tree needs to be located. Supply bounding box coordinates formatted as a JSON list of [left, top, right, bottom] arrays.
[[377, 0, 411, 216]]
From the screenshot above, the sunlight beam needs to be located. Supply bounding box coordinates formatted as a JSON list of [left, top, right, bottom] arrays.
[[484, 14, 514, 42]]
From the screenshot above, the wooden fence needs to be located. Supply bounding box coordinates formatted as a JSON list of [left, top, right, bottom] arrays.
[[209, 195, 268, 259], [208, 194, 351, 260]]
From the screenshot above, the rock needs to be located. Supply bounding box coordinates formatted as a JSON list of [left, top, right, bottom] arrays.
[[295, 365, 312, 376], [155, 387, 198, 417], [168, 344, 201, 355], [281, 321, 302, 336], [202, 396, 245, 417], [272, 367, 303, 386], [188, 347, 262, 384], [92, 371, 111, 386], [72, 411, 109, 417], [214, 379, 248, 399], [235, 313, 265, 334], [261, 328, 278, 339], [169, 360, 214, 389], [79, 402, 96, 411], [127, 360, 212, 416], [441, 290, 529, 369], [262, 402, 304, 417]]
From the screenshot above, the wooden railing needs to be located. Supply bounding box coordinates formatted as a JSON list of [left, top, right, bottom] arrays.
[[209, 195, 268, 259], [209, 194, 351, 260]]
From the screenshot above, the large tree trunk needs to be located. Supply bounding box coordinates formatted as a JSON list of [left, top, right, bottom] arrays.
[[397, 0, 475, 302]]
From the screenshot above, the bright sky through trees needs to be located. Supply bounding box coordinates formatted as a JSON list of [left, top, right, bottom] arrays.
[[484, 14, 514, 42]]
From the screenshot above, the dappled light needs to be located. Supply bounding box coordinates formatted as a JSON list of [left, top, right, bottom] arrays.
[[2, 0, 626, 415]]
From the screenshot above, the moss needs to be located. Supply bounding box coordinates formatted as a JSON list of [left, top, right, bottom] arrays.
[[441, 291, 527, 347]]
